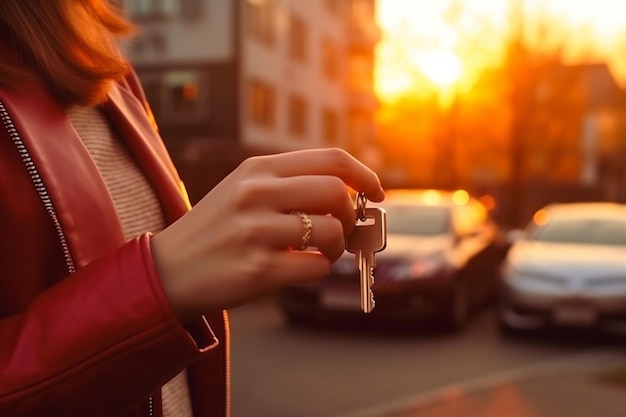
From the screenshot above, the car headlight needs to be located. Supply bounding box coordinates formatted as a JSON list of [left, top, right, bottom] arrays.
[[390, 254, 447, 280]]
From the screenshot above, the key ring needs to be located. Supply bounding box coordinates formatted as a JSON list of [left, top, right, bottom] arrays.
[[356, 192, 367, 222]]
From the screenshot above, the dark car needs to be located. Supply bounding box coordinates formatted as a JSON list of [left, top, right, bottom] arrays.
[[277, 189, 508, 331]]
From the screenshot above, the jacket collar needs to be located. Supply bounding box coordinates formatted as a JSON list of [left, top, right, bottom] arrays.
[[104, 75, 190, 222], [0, 76, 189, 268]]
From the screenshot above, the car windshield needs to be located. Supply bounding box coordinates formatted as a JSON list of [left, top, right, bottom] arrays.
[[381, 204, 450, 235], [530, 218, 626, 246]]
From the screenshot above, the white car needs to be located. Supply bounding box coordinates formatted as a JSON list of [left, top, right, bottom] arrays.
[[498, 202, 626, 335]]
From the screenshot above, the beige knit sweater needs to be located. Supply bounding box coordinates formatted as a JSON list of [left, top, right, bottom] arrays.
[[68, 106, 193, 417]]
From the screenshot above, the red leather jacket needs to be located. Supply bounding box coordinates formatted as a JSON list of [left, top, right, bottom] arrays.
[[0, 73, 230, 417]]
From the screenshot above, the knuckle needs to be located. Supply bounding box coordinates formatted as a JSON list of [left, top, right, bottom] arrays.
[[238, 155, 263, 172], [242, 249, 275, 280], [231, 178, 271, 208], [325, 176, 348, 200], [237, 154, 276, 177], [325, 148, 353, 170], [325, 216, 345, 245], [242, 153, 282, 173], [234, 215, 268, 245], [316, 217, 345, 264]]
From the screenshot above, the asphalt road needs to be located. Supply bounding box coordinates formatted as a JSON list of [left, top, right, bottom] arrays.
[[228, 295, 618, 417]]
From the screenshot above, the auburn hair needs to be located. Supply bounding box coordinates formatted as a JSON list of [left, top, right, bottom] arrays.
[[0, 0, 135, 107]]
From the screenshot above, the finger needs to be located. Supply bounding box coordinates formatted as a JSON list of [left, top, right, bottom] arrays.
[[186, 251, 331, 311], [289, 213, 346, 262], [249, 148, 385, 202], [254, 213, 346, 262], [240, 175, 356, 234], [268, 251, 332, 285]]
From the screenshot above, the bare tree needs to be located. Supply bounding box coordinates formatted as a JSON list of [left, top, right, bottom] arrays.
[[445, 0, 591, 226]]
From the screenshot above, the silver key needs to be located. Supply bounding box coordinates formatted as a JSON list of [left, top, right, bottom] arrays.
[[346, 206, 387, 313]]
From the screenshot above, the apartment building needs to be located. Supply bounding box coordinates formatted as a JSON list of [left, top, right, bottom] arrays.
[[121, 0, 380, 193]]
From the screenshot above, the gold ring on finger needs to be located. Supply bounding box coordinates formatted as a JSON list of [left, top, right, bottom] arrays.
[[290, 211, 312, 251]]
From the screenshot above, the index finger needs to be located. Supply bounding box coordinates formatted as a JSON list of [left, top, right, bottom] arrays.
[[260, 148, 385, 202]]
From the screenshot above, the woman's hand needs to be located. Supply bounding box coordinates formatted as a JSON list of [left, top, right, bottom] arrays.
[[151, 148, 385, 321]]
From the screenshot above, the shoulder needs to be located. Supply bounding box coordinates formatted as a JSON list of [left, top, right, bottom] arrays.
[[116, 68, 149, 106], [112, 68, 159, 131]]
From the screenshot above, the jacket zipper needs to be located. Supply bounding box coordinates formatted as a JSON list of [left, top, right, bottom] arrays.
[[146, 396, 154, 417], [0, 100, 157, 417], [0, 100, 76, 274]]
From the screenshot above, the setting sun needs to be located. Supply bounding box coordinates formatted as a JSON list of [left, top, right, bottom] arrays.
[[412, 50, 462, 87], [375, 0, 626, 102]]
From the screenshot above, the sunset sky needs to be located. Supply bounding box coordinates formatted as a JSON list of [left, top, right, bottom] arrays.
[[375, 0, 626, 101]]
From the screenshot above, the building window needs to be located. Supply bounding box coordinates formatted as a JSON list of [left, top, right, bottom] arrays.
[[248, 79, 276, 128], [288, 13, 307, 63], [322, 108, 339, 145], [348, 53, 373, 92], [164, 71, 201, 114], [288, 95, 308, 137], [246, 0, 275, 45], [138, 70, 204, 119], [321, 38, 340, 81], [124, 0, 177, 22], [180, 0, 205, 21], [131, 31, 168, 55]]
